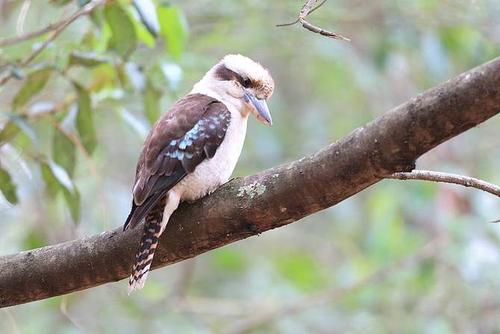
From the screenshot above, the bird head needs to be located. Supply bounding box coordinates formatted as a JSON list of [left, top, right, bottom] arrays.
[[198, 54, 275, 125]]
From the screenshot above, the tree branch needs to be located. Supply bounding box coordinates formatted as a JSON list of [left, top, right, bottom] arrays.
[[0, 0, 106, 86], [0, 57, 499, 308], [277, 0, 350, 41], [387, 170, 500, 197]]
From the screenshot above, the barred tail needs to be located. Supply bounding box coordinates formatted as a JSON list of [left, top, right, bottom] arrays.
[[128, 208, 163, 294]]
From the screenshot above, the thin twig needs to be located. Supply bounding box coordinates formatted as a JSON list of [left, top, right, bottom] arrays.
[[276, 0, 350, 41], [387, 170, 500, 198], [276, 0, 327, 27], [0, 0, 106, 86], [1, 22, 61, 48], [276, 18, 300, 27]]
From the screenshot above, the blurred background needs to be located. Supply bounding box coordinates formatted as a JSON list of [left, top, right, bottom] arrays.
[[1, 0, 499, 332]]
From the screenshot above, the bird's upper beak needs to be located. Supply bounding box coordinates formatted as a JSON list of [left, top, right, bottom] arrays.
[[244, 90, 272, 126]]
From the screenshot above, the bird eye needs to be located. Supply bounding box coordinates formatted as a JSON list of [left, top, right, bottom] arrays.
[[242, 77, 251, 88]]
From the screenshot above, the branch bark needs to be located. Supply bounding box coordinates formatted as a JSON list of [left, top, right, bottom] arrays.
[[0, 57, 499, 308]]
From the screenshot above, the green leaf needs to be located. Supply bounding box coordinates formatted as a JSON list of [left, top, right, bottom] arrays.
[[143, 79, 161, 124], [133, 0, 159, 36], [157, 5, 187, 60], [132, 0, 158, 47], [75, 85, 97, 154], [62, 186, 81, 222], [0, 121, 21, 145], [12, 68, 52, 110], [133, 14, 156, 48], [104, 3, 137, 57], [40, 160, 81, 223], [0, 115, 36, 145], [0, 166, 18, 204], [40, 161, 61, 198], [53, 127, 76, 177], [68, 51, 109, 68]]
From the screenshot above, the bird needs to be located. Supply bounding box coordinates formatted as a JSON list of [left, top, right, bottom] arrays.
[[123, 54, 275, 293]]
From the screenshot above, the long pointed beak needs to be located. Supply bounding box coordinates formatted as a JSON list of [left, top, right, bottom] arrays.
[[244, 90, 272, 126]]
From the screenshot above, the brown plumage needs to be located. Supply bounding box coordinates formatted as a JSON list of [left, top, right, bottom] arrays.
[[124, 94, 230, 291], [124, 94, 230, 230], [124, 54, 275, 293]]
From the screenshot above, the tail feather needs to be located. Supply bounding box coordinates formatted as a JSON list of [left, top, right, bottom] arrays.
[[128, 198, 165, 294], [123, 189, 166, 231]]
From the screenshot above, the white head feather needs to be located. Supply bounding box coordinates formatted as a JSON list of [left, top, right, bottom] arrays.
[[192, 54, 274, 105]]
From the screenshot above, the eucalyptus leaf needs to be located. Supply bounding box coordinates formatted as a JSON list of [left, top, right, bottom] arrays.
[[75, 85, 97, 155], [0, 121, 21, 145], [40, 161, 61, 198], [133, 0, 159, 37], [104, 3, 137, 57], [53, 127, 76, 177], [69, 51, 109, 68], [0, 115, 36, 145], [62, 186, 81, 223], [40, 160, 81, 223], [12, 68, 52, 110], [157, 5, 187, 60], [0, 167, 18, 204], [132, 13, 156, 48]]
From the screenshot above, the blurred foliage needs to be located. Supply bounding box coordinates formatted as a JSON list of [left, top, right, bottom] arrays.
[[0, 0, 499, 333]]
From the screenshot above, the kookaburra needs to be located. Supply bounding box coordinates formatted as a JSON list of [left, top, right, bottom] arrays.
[[123, 54, 274, 292]]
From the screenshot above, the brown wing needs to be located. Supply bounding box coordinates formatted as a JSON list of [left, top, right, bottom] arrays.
[[123, 93, 231, 230]]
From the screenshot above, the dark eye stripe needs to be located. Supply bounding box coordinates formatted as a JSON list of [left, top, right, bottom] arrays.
[[214, 64, 253, 88]]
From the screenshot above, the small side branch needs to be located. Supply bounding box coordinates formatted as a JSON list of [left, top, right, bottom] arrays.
[[387, 170, 500, 198], [0, 21, 65, 48], [0, 0, 106, 86], [277, 0, 350, 41]]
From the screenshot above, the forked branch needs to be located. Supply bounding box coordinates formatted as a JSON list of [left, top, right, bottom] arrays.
[[277, 0, 350, 41], [0, 0, 106, 86]]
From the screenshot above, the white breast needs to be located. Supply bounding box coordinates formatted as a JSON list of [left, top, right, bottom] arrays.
[[173, 98, 248, 202]]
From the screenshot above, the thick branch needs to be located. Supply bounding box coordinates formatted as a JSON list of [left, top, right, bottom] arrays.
[[388, 170, 500, 197], [0, 57, 499, 308]]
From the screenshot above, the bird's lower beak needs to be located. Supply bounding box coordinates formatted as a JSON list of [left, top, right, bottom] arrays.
[[244, 90, 272, 126]]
